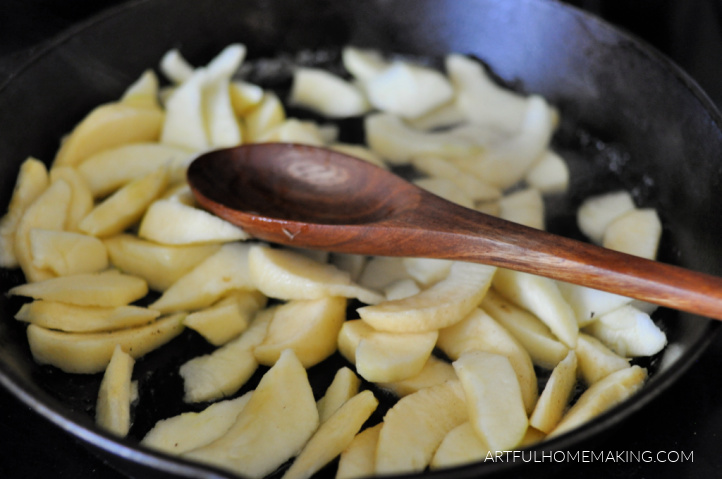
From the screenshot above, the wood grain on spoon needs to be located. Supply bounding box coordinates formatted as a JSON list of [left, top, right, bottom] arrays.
[[187, 143, 722, 321]]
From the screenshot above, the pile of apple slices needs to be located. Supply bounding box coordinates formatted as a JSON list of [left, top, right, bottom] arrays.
[[0, 43, 667, 478]]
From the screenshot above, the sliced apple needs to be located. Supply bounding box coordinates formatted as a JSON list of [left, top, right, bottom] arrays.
[[15, 300, 159, 333], [481, 289, 569, 370], [576, 190, 635, 245], [14, 178, 71, 282], [575, 333, 630, 385], [9, 270, 147, 307], [289, 67, 370, 118], [79, 167, 169, 237], [183, 349, 319, 479], [54, 102, 164, 167], [77, 142, 194, 198], [138, 199, 249, 245], [179, 308, 272, 403], [254, 296, 346, 368], [437, 308, 537, 414], [498, 187, 545, 230], [26, 312, 184, 374], [341, 46, 389, 82], [282, 390, 378, 479], [242, 91, 286, 143], [375, 380, 467, 474], [29, 229, 108, 276], [96, 345, 135, 437], [48, 166, 93, 232], [256, 118, 326, 146], [411, 155, 502, 203], [0, 157, 48, 268], [453, 351, 529, 452], [357, 261, 496, 333], [492, 268, 578, 347], [120, 69, 161, 109], [357, 256, 412, 292], [383, 279, 421, 301], [430, 421, 490, 469], [377, 355, 457, 398], [104, 234, 220, 292], [184, 289, 266, 346], [159, 48, 194, 84], [317, 367, 361, 423], [524, 149, 569, 194], [584, 304, 667, 357], [364, 61, 454, 119], [529, 350, 578, 434], [248, 245, 383, 305], [556, 281, 634, 327], [229, 80, 264, 116], [150, 242, 255, 313], [336, 423, 383, 479], [141, 393, 252, 455], [549, 365, 647, 437], [602, 208, 662, 260]]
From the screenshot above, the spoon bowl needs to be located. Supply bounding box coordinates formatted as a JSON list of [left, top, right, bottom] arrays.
[[188, 142, 722, 321]]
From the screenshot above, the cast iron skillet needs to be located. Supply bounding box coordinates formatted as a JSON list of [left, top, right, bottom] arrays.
[[0, 0, 720, 478]]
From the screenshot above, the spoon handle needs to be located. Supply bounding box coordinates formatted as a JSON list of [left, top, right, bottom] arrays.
[[372, 192, 722, 320]]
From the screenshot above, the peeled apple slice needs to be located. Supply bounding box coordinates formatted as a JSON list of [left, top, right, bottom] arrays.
[[316, 366, 361, 423], [529, 350, 578, 434], [584, 305, 667, 357], [48, 166, 93, 232], [336, 423, 383, 479], [15, 300, 159, 333], [602, 208, 662, 260], [341, 46, 389, 82], [357, 261, 496, 333], [29, 229, 108, 276], [95, 345, 135, 437], [576, 190, 636, 245], [26, 312, 185, 374], [430, 421, 490, 469], [289, 67, 370, 118], [248, 245, 383, 305]]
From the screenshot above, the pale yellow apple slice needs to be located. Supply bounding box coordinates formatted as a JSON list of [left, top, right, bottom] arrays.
[[54, 102, 164, 167], [430, 421, 490, 469], [524, 149, 569, 194], [183, 349, 319, 479], [242, 91, 286, 143], [48, 166, 93, 232], [77, 142, 194, 198], [575, 333, 630, 385], [104, 234, 220, 292], [120, 69, 161, 110], [377, 355, 457, 398], [602, 208, 662, 260], [357, 261, 496, 333], [383, 278, 421, 301], [14, 178, 71, 282], [341, 46, 389, 82], [453, 350, 529, 452], [141, 393, 252, 454], [481, 288, 569, 370], [584, 305, 667, 357], [492, 268, 578, 347], [248, 245, 383, 305], [438, 308, 538, 414], [256, 118, 326, 146], [337, 319, 438, 383], [529, 350, 578, 434], [184, 290, 266, 346], [556, 281, 633, 327], [9, 270, 147, 307], [96, 345, 135, 437], [29, 229, 108, 276], [576, 190, 636, 245], [15, 300, 159, 333], [229, 80, 264, 116], [26, 312, 184, 374], [375, 380, 467, 474], [364, 112, 483, 165], [138, 199, 249, 245], [336, 423, 382, 479], [289, 67, 370, 118], [159, 48, 194, 84], [79, 167, 170, 237], [149, 242, 255, 313], [357, 256, 412, 291], [202, 46, 245, 148], [282, 390, 378, 479], [411, 155, 502, 203], [179, 308, 272, 403], [549, 365, 647, 437], [254, 296, 346, 368], [317, 367, 361, 423], [407, 100, 466, 131], [161, 69, 209, 150], [498, 187, 545, 230], [445, 53, 528, 133], [364, 61, 454, 119], [0, 157, 48, 268]]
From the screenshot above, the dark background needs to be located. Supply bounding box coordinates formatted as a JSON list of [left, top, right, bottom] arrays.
[[2, 0, 722, 478]]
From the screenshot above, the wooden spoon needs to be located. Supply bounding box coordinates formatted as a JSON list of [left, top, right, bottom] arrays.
[[187, 142, 722, 320]]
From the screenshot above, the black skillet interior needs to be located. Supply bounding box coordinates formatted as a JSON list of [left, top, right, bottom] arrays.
[[0, 0, 720, 478]]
